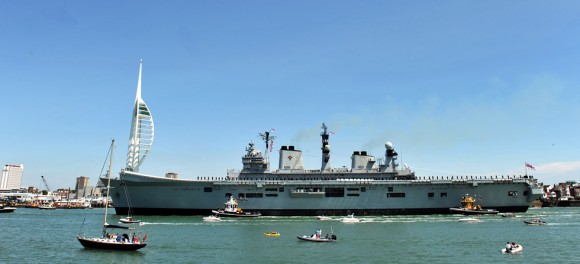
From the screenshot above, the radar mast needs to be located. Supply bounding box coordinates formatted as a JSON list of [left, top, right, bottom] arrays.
[[321, 123, 331, 171], [258, 129, 276, 162]]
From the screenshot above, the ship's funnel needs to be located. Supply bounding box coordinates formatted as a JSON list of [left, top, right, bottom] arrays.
[[278, 146, 304, 171], [351, 151, 376, 171]]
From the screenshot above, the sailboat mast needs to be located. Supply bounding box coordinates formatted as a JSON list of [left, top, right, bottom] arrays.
[[104, 139, 115, 225]]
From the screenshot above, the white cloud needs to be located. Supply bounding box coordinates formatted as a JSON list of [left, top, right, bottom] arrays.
[[532, 160, 580, 184]]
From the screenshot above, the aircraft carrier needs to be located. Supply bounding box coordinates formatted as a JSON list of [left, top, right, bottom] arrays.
[[108, 123, 542, 216]]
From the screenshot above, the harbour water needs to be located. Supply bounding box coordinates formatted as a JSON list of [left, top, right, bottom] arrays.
[[1, 207, 579, 263]]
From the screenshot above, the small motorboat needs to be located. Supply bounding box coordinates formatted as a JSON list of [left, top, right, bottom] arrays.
[[203, 215, 222, 222], [263, 231, 281, 237], [501, 244, 523, 254], [211, 196, 261, 218], [119, 216, 141, 224], [340, 214, 360, 223], [316, 215, 332, 221], [449, 194, 499, 215], [297, 235, 337, 242], [38, 203, 57, 210], [0, 203, 16, 213], [298, 227, 336, 242], [458, 217, 481, 223], [524, 218, 546, 225]]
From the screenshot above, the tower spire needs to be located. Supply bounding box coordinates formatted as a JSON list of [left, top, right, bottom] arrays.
[[135, 59, 143, 101]]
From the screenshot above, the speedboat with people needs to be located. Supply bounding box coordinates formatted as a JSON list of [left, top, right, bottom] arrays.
[[297, 228, 336, 242], [524, 218, 546, 225], [449, 194, 499, 215], [502, 242, 523, 254], [211, 196, 261, 217]]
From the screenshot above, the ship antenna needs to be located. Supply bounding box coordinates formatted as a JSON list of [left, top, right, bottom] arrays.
[[258, 129, 276, 161]]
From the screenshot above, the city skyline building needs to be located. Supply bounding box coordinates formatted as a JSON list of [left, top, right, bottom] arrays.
[[1, 164, 24, 190], [75, 176, 90, 198]]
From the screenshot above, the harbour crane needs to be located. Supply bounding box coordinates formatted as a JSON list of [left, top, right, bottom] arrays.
[[41, 175, 56, 202], [41, 175, 51, 194]]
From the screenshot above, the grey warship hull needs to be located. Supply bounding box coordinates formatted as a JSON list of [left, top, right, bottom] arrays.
[[108, 171, 541, 216]]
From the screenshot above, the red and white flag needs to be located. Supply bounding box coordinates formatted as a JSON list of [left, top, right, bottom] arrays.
[[525, 162, 536, 170]]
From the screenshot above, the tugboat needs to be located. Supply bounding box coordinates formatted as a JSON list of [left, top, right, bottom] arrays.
[[211, 196, 261, 218], [449, 194, 499, 215]]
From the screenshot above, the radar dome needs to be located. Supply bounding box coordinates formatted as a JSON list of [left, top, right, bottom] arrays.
[[385, 142, 394, 149]]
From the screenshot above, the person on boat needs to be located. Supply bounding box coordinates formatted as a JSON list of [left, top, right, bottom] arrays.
[[505, 241, 512, 252], [511, 242, 517, 249], [271, 230, 277, 234]]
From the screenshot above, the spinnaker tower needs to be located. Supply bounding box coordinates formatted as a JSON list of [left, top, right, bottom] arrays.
[[126, 60, 154, 172]]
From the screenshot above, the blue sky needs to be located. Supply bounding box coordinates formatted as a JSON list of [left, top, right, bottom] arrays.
[[1, 1, 580, 189]]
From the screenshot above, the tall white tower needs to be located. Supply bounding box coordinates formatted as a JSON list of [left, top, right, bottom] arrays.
[[126, 60, 155, 172], [1, 164, 24, 190]]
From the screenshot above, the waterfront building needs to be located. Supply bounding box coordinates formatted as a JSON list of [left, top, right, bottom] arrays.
[[1, 164, 24, 191]]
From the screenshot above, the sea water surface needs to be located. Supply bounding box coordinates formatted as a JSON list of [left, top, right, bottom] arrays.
[[1, 207, 578, 263]]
